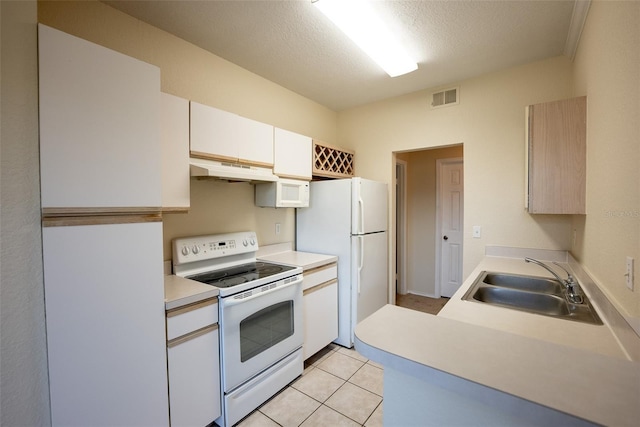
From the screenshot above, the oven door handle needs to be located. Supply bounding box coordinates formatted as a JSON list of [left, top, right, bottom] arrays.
[[222, 276, 302, 307]]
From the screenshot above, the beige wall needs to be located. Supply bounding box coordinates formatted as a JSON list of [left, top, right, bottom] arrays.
[[400, 146, 463, 297], [338, 56, 575, 285], [0, 1, 51, 425], [162, 180, 296, 259], [571, 0, 640, 320], [38, 0, 338, 260]]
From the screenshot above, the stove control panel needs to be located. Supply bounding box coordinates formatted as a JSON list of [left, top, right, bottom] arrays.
[[172, 231, 258, 267]]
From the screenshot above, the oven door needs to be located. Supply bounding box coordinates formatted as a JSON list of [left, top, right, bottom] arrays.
[[219, 276, 303, 392]]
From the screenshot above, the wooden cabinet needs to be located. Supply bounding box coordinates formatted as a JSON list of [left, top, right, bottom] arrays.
[[161, 93, 190, 212], [38, 24, 161, 211], [302, 262, 339, 359], [526, 96, 586, 214], [274, 128, 312, 180], [166, 298, 221, 427], [190, 101, 274, 167]]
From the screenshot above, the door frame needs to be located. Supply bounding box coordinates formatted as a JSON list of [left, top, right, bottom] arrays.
[[435, 157, 464, 298], [395, 159, 408, 295]]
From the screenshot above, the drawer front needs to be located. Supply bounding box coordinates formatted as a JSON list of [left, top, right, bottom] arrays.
[[166, 298, 218, 341], [303, 263, 337, 291]]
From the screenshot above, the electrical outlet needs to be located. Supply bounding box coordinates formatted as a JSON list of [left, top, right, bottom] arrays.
[[275, 223, 281, 235], [472, 226, 481, 238], [626, 257, 634, 291]]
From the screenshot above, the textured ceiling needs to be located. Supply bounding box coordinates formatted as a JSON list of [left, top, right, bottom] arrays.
[[103, 0, 577, 111]]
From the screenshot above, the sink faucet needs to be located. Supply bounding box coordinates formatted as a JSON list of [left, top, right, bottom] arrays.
[[524, 257, 583, 304]]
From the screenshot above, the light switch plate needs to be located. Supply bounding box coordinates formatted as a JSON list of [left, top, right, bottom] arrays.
[[472, 226, 481, 238], [626, 257, 634, 291]]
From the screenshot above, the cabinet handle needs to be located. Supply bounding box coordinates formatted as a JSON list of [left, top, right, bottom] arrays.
[[304, 262, 338, 276], [303, 279, 338, 296], [167, 323, 218, 348], [166, 297, 217, 318]]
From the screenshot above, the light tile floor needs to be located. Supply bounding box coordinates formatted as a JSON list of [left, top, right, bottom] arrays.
[[237, 345, 383, 427], [235, 296, 446, 426]]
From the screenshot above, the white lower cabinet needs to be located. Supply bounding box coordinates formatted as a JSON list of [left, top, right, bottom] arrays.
[[43, 222, 169, 426], [166, 298, 221, 427], [302, 263, 339, 359]]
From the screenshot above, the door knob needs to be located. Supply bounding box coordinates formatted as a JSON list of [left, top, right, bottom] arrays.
[[443, 235, 449, 241]]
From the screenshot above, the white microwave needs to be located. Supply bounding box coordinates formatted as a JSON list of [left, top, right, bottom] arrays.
[[255, 178, 310, 208]]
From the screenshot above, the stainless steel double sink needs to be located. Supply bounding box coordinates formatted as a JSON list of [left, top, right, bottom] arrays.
[[462, 271, 602, 325]]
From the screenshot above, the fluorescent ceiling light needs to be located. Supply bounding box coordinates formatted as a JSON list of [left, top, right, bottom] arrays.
[[313, 0, 418, 77]]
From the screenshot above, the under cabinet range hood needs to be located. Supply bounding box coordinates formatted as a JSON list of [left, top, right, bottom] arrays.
[[190, 158, 278, 182]]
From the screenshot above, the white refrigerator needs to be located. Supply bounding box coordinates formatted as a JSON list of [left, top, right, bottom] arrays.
[[296, 178, 388, 347]]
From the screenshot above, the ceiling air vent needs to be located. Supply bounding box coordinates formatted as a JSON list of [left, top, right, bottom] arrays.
[[431, 87, 459, 109]]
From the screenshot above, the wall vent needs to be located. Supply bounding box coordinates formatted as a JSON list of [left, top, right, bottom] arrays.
[[431, 87, 459, 108]]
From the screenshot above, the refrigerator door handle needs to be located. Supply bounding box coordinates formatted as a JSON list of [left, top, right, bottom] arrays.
[[357, 235, 364, 294], [358, 197, 365, 234]]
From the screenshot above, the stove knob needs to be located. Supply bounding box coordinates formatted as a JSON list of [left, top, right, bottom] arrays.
[[181, 246, 190, 256], [250, 238, 256, 246], [192, 245, 200, 254], [242, 239, 248, 247]]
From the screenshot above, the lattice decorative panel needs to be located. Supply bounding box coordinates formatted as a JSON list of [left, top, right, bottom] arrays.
[[312, 140, 355, 178]]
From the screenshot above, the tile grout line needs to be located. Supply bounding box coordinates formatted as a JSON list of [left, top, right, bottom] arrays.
[[241, 344, 382, 426], [362, 400, 383, 427]]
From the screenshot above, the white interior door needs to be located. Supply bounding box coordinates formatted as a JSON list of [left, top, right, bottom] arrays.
[[437, 159, 464, 298]]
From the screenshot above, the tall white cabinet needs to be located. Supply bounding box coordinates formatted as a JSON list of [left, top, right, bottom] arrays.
[[42, 223, 168, 426], [38, 24, 169, 426]]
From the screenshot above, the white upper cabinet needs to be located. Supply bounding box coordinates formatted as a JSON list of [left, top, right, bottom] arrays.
[[38, 24, 161, 210], [190, 102, 239, 162], [161, 93, 190, 211], [190, 101, 274, 167], [273, 128, 312, 180], [237, 117, 275, 167]]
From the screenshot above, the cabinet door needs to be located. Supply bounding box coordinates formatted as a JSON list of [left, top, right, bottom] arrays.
[[38, 24, 161, 209], [42, 222, 169, 426], [190, 101, 239, 162], [168, 326, 221, 427], [303, 280, 339, 360], [274, 128, 312, 180], [527, 96, 586, 214], [237, 115, 274, 167], [161, 93, 190, 211]]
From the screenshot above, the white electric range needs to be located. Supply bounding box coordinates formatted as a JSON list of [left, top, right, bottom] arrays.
[[173, 231, 303, 427]]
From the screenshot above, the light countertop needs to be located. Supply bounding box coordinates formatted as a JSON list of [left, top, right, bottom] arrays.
[[257, 242, 337, 271], [258, 251, 337, 271], [439, 255, 628, 359], [355, 304, 640, 427], [354, 249, 640, 427], [164, 274, 218, 310]]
